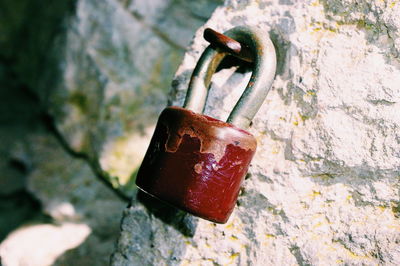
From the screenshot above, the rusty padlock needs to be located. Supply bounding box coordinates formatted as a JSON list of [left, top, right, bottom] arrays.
[[136, 26, 276, 223]]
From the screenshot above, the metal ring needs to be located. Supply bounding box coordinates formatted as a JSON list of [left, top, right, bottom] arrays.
[[183, 26, 277, 129]]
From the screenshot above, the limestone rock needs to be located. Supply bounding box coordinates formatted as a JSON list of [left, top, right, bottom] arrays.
[[0, 131, 126, 266], [112, 0, 400, 265], [48, 0, 223, 191], [1, 0, 222, 264], [0, 223, 91, 266]]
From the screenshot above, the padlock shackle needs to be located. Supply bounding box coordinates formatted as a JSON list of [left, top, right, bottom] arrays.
[[183, 26, 277, 129]]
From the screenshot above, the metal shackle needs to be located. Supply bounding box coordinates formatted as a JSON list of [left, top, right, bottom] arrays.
[[183, 26, 277, 129]]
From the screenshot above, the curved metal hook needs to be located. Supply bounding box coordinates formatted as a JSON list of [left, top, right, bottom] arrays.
[[183, 26, 277, 129]]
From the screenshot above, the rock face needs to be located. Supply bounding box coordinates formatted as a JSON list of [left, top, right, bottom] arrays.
[[0, 130, 127, 266], [0, 0, 221, 264], [48, 0, 223, 192], [112, 0, 400, 265]]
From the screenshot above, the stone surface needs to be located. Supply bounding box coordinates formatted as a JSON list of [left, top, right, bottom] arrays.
[[1, 0, 223, 195], [48, 0, 223, 191], [0, 0, 221, 264], [0, 223, 91, 266], [113, 0, 400, 265], [0, 131, 126, 266]]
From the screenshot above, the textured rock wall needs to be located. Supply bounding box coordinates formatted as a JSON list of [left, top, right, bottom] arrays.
[[113, 0, 400, 265], [0, 131, 126, 266], [0, 0, 76, 243], [0, 132, 123, 266], [48, 0, 223, 193], [0, 0, 220, 264]]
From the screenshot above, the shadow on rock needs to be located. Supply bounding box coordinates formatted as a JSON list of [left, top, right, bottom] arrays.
[[54, 232, 117, 266], [136, 190, 198, 238]]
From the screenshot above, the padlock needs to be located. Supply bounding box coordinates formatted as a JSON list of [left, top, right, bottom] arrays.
[[136, 26, 276, 223]]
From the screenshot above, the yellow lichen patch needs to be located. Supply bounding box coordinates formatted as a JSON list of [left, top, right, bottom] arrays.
[[292, 112, 310, 126], [230, 235, 239, 241], [331, 241, 373, 262], [261, 234, 276, 246], [229, 252, 239, 259], [387, 224, 400, 231], [375, 204, 400, 221], [311, 215, 331, 230], [217, 219, 245, 245], [179, 260, 193, 266], [311, 173, 334, 181], [313, 221, 324, 229], [377, 205, 387, 212], [308, 190, 322, 200], [306, 90, 316, 96], [327, 27, 338, 33], [227, 252, 240, 265], [208, 222, 216, 228], [205, 259, 215, 265], [308, 20, 339, 38], [222, 218, 243, 233], [299, 113, 310, 122], [390, 1, 397, 8], [355, 20, 375, 31], [346, 195, 352, 202], [267, 206, 275, 213], [346, 249, 371, 261], [265, 234, 276, 239], [310, 0, 320, 6], [225, 223, 234, 230], [271, 145, 280, 154]]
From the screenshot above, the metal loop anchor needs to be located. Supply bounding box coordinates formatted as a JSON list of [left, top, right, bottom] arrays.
[[183, 26, 277, 129]]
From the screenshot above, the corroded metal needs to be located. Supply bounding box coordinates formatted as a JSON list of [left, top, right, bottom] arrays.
[[136, 26, 276, 223], [184, 26, 277, 129], [136, 107, 256, 223], [203, 28, 254, 63]]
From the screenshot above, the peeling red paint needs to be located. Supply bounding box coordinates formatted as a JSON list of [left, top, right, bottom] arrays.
[[161, 106, 256, 162], [136, 107, 257, 223]]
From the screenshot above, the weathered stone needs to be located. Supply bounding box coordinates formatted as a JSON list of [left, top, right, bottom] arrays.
[[48, 0, 223, 191], [113, 0, 400, 265], [0, 0, 222, 264], [0, 223, 91, 266], [0, 131, 126, 266]]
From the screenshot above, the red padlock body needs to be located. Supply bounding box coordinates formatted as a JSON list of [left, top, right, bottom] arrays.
[[136, 106, 257, 223]]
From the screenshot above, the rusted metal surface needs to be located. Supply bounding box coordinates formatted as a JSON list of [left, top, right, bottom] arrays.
[[136, 107, 256, 223], [184, 26, 277, 129], [203, 28, 254, 63], [136, 26, 277, 223]]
